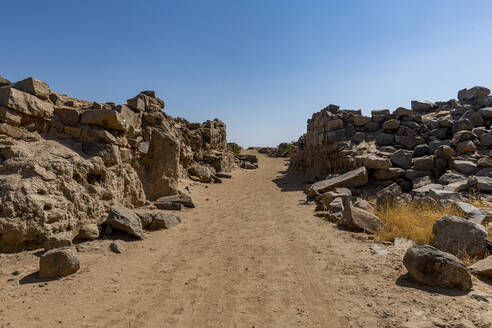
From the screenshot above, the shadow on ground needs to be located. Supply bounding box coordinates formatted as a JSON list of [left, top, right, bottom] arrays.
[[19, 272, 58, 285], [395, 273, 470, 296], [272, 169, 316, 192]]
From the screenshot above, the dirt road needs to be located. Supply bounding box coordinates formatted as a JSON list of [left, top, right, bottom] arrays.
[[1, 152, 491, 328]]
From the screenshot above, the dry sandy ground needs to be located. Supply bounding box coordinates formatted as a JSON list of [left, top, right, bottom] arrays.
[[0, 151, 491, 328]]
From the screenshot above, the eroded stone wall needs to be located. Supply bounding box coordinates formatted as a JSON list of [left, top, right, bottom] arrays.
[[0, 75, 233, 250]]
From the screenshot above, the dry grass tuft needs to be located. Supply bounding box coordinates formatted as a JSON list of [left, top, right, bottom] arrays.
[[374, 201, 463, 245]]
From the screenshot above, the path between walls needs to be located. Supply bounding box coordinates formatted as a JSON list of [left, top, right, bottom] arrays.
[[0, 151, 490, 328]]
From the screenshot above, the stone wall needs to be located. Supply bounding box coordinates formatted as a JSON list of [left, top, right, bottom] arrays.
[[290, 86, 492, 193], [0, 75, 233, 250]]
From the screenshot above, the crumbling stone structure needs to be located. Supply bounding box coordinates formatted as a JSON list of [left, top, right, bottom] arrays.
[[0, 75, 233, 250], [290, 86, 492, 194]]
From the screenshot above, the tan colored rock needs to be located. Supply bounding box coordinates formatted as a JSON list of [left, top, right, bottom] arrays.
[[307, 167, 368, 198], [0, 86, 54, 119], [468, 255, 492, 278], [80, 109, 127, 131], [39, 246, 80, 278], [12, 77, 50, 100], [0, 107, 23, 126], [0, 123, 24, 139]]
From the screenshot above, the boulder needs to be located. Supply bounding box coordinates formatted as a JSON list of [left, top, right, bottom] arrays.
[[339, 198, 384, 234], [456, 140, 476, 154], [413, 144, 429, 157], [77, 224, 100, 240], [450, 202, 492, 225], [450, 130, 475, 146], [375, 133, 394, 146], [148, 212, 181, 230], [0, 106, 23, 126], [428, 189, 462, 204], [155, 194, 196, 208], [452, 118, 473, 134], [39, 247, 80, 279], [0, 86, 54, 119], [403, 244, 472, 290], [11, 77, 50, 100], [361, 156, 392, 170], [390, 149, 412, 169], [382, 119, 400, 130], [434, 145, 455, 159], [375, 183, 408, 209], [110, 241, 123, 254], [353, 115, 371, 126], [411, 100, 434, 112], [412, 156, 434, 171], [458, 86, 490, 102], [318, 187, 352, 209], [216, 172, 232, 179], [462, 109, 484, 127], [188, 164, 213, 183], [468, 256, 492, 279], [452, 160, 478, 175], [306, 167, 368, 198], [54, 106, 80, 126], [476, 176, 492, 192], [432, 214, 489, 258], [373, 168, 405, 180], [349, 206, 385, 234], [481, 133, 492, 148], [477, 157, 492, 168], [478, 107, 492, 120], [80, 109, 127, 131], [106, 205, 144, 239], [155, 202, 182, 211], [439, 170, 466, 185]]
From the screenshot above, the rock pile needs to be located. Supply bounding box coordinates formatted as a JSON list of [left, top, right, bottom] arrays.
[[0, 75, 233, 251], [292, 86, 492, 290], [290, 87, 492, 198]]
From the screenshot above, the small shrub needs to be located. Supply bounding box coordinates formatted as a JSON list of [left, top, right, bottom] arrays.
[[282, 140, 296, 157], [283, 143, 293, 157], [232, 145, 242, 155]]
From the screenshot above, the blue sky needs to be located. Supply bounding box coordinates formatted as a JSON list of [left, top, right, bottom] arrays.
[[2, 1, 492, 147]]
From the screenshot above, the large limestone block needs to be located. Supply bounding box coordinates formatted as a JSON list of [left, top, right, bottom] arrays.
[[106, 205, 144, 239], [307, 167, 368, 197], [39, 247, 80, 278], [468, 256, 492, 278], [403, 244, 472, 290], [11, 77, 50, 100], [432, 214, 489, 258], [0, 86, 54, 119], [80, 109, 127, 131]]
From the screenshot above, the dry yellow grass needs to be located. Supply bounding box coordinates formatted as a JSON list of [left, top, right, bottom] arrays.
[[374, 196, 492, 246], [374, 201, 463, 245]]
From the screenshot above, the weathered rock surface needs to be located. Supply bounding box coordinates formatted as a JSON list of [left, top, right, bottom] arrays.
[[307, 167, 368, 198], [0, 75, 233, 250], [39, 246, 80, 278], [432, 215, 489, 258], [106, 205, 144, 239], [289, 85, 492, 198], [468, 255, 492, 278], [403, 244, 472, 290], [155, 194, 195, 208]]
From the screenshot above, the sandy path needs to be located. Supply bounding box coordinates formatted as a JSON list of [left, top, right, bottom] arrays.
[[1, 151, 491, 328]]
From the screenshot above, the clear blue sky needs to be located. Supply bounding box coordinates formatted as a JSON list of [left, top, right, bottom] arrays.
[[2, 1, 492, 147]]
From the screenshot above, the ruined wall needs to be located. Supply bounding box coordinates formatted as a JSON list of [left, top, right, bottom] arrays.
[[0, 75, 233, 250], [290, 87, 492, 192]]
